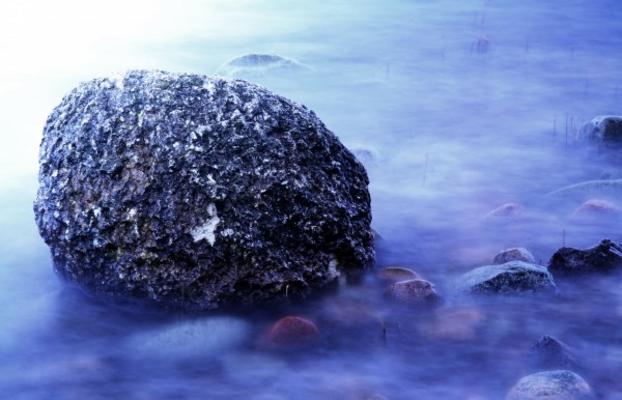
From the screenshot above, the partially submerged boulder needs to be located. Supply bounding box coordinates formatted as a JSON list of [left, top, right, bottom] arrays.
[[385, 279, 440, 304], [457, 261, 556, 295], [580, 115, 622, 147], [532, 335, 579, 370], [493, 247, 536, 264], [571, 198, 621, 220], [506, 370, 594, 400], [34, 70, 374, 310], [548, 239, 622, 275]]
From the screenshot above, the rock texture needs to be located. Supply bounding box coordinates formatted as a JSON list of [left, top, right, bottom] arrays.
[[34, 70, 373, 310], [506, 370, 594, 400], [549, 239, 622, 275], [580, 115, 622, 146], [457, 261, 556, 294]]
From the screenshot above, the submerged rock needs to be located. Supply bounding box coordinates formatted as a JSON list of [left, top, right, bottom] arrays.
[[219, 54, 307, 77], [457, 261, 556, 295], [267, 316, 319, 346], [532, 335, 579, 370], [484, 202, 523, 219], [579, 115, 622, 146], [321, 298, 382, 329], [34, 70, 374, 310], [493, 247, 536, 264], [506, 370, 594, 400], [548, 239, 622, 275], [377, 266, 422, 282], [385, 279, 440, 304], [571, 198, 621, 219], [422, 307, 486, 341]]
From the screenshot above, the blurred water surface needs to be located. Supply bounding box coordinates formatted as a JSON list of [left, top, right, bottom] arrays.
[[1, 1, 621, 399]]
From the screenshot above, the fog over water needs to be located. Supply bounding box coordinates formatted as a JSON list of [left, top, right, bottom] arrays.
[[1, 1, 621, 399]]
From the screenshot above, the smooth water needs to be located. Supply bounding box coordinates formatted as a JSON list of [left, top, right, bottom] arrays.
[[1, 1, 621, 399]]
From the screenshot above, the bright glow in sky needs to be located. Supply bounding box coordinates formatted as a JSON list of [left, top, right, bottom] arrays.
[[0, 0, 305, 186]]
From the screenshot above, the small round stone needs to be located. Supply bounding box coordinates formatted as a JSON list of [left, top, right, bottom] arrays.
[[377, 266, 422, 282], [572, 198, 621, 219], [485, 203, 523, 218], [493, 247, 536, 264], [385, 279, 440, 304], [268, 316, 319, 345]]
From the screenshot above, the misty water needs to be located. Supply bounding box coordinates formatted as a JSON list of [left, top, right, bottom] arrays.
[[1, 0, 621, 399]]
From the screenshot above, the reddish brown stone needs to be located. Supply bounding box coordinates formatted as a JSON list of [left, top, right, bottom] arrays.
[[268, 316, 319, 345], [377, 266, 422, 282], [385, 279, 440, 304]]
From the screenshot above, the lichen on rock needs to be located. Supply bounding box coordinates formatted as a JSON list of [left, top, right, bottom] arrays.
[[34, 70, 374, 310]]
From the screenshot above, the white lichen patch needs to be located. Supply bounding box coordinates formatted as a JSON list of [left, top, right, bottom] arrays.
[[190, 203, 221, 245], [327, 254, 341, 280]]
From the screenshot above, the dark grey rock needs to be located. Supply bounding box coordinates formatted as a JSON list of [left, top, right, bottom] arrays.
[[532, 335, 580, 370], [457, 261, 556, 295], [493, 247, 536, 264], [34, 70, 374, 310], [548, 239, 622, 275], [506, 370, 594, 400], [580, 115, 622, 146]]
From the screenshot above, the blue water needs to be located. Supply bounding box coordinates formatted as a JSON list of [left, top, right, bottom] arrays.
[[1, 0, 621, 398]]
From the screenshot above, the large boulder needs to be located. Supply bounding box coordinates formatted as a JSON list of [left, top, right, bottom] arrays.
[[457, 261, 556, 295], [34, 70, 374, 310], [506, 370, 594, 400], [580, 115, 622, 147], [548, 239, 622, 275]]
